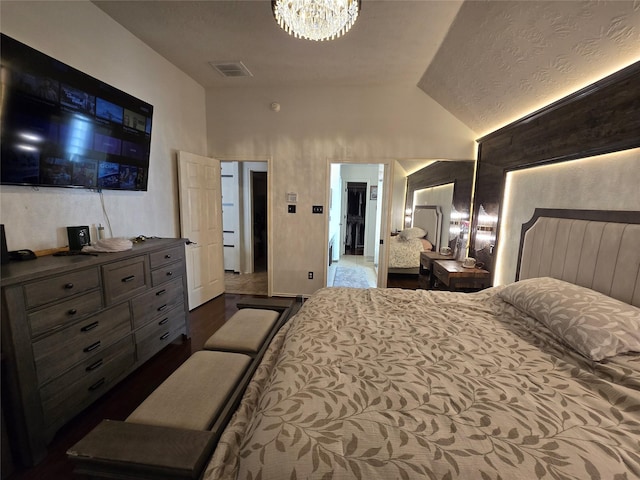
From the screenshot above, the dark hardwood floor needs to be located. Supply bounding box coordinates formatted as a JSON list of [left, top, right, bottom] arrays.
[[386, 273, 419, 289], [5, 293, 277, 480]]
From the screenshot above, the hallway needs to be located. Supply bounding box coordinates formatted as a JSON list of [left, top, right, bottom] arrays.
[[330, 254, 377, 288], [224, 271, 268, 295]]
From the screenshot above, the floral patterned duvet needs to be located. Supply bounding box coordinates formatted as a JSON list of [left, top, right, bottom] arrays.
[[388, 236, 425, 269], [204, 287, 640, 480]]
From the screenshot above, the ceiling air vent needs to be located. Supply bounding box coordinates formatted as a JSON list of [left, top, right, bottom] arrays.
[[209, 61, 253, 78]]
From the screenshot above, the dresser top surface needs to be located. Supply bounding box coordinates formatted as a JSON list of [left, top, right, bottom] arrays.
[[1, 238, 185, 287], [434, 260, 490, 277]]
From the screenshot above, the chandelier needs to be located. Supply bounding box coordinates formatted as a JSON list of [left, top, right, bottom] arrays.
[[272, 0, 361, 41]]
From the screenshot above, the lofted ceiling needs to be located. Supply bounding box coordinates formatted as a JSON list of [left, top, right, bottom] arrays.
[[93, 0, 640, 142], [419, 0, 640, 137]]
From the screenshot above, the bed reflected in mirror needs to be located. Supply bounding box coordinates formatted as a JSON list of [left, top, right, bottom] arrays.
[[387, 160, 474, 288], [388, 205, 442, 279]]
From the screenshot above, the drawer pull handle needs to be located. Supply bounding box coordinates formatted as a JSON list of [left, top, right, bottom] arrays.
[[165, 254, 172, 259], [84, 341, 101, 353], [81, 321, 99, 332], [89, 378, 105, 391], [64, 283, 74, 290], [156, 289, 167, 296], [86, 359, 103, 371], [68, 308, 78, 316], [122, 275, 135, 283], [157, 304, 168, 312], [160, 332, 170, 340], [166, 271, 173, 276], [158, 318, 169, 326]]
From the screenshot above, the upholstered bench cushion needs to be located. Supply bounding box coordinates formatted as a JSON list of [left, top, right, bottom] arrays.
[[204, 308, 280, 354], [126, 351, 251, 431], [67, 420, 216, 480]]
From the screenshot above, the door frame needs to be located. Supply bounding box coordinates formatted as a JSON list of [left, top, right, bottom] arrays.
[[325, 157, 394, 288], [216, 155, 273, 297]]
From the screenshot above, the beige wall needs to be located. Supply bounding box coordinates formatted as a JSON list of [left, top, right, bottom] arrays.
[[0, 1, 207, 251], [207, 85, 476, 295], [495, 148, 640, 286]]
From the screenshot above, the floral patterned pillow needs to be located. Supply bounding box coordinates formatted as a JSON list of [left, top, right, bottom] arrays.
[[498, 277, 640, 361]]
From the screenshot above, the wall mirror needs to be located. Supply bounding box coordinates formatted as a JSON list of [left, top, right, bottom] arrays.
[[387, 160, 475, 285]]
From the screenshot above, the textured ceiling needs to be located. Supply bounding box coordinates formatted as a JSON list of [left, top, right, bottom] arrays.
[[92, 0, 640, 140], [419, 0, 640, 136], [92, 0, 463, 88]]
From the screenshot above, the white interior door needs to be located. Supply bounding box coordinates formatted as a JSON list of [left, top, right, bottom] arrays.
[[177, 151, 225, 310]]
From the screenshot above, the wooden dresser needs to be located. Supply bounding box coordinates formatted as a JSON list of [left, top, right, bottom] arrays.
[[0, 238, 189, 466]]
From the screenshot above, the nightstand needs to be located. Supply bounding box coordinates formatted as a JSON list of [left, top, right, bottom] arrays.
[[419, 251, 453, 289], [432, 260, 490, 292]]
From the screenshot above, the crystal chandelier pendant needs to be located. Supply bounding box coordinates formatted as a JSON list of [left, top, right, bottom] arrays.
[[272, 0, 361, 41]]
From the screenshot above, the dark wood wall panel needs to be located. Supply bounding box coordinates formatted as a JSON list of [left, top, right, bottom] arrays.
[[471, 61, 640, 277], [405, 161, 475, 214]]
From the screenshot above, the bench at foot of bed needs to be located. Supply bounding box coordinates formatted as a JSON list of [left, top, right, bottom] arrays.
[[203, 308, 280, 355], [67, 420, 216, 480], [67, 298, 303, 480]]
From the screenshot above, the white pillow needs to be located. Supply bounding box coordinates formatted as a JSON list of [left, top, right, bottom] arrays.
[[399, 227, 426, 240], [498, 277, 640, 361]]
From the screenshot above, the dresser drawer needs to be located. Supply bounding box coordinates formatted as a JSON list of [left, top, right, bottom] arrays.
[[33, 303, 131, 386], [40, 335, 135, 433], [151, 261, 185, 287], [23, 268, 100, 309], [103, 256, 149, 305], [28, 290, 103, 338], [135, 307, 186, 362], [131, 278, 184, 329], [149, 245, 184, 269]]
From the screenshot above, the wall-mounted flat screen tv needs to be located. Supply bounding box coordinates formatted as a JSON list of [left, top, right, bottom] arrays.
[[0, 34, 153, 191]]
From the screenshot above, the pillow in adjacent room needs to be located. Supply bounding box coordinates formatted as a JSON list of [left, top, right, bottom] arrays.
[[421, 238, 433, 251], [498, 277, 640, 361], [399, 227, 426, 240]]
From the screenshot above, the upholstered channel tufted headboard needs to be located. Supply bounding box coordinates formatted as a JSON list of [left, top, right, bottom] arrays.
[[517, 209, 640, 307], [412, 205, 442, 252]]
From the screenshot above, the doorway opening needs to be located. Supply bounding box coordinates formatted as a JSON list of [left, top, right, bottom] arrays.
[[252, 171, 267, 272], [345, 182, 367, 255], [221, 160, 269, 296], [327, 163, 387, 289]]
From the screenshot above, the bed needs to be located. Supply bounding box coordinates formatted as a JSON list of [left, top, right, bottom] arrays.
[[388, 205, 441, 274], [204, 209, 640, 480]]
